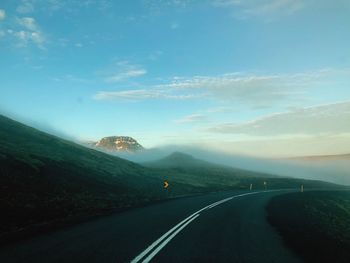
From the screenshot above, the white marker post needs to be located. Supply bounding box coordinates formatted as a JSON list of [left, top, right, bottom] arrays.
[[249, 184, 253, 191], [301, 184, 304, 193]]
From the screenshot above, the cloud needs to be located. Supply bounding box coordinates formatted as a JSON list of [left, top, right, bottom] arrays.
[[148, 50, 163, 61], [16, 1, 35, 13], [156, 69, 338, 107], [14, 0, 113, 13], [103, 61, 147, 83], [0, 9, 6, 20], [94, 68, 350, 106], [17, 17, 38, 31], [12, 17, 46, 48], [52, 74, 89, 83], [212, 0, 305, 19], [251, 0, 304, 16], [93, 89, 194, 101], [145, 0, 193, 11], [212, 0, 241, 6], [174, 114, 207, 124], [207, 101, 350, 136], [106, 69, 147, 83]]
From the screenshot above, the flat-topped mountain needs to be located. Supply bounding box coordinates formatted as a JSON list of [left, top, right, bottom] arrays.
[[92, 136, 144, 152]]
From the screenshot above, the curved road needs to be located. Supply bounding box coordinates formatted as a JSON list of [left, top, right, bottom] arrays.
[[0, 190, 302, 263]]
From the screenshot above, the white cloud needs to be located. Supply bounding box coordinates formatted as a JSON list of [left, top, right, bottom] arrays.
[[94, 68, 350, 106], [16, 1, 35, 13], [14, 30, 45, 46], [245, 0, 304, 16], [17, 17, 38, 31], [93, 89, 194, 101], [174, 114, 207, 124], [212, 0, 241, 6], [102, 61, 147, 83], [0, 9, 6, 20], [106, 69, 147, 83], [12, 17, 46, 48], [156, 69, 339, 107], [148, 50, 163, 61], [207, 101, 350, 136], [145, 0, 193, 10], [212, 0, 305, 19]]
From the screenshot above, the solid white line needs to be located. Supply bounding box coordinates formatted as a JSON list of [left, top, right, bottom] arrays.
[[204, 197, 234, 210], [130, 190, 275, 263], [130, 213, 198, 263], [131, 197, 235, 263], [141, 214, 200, 263]]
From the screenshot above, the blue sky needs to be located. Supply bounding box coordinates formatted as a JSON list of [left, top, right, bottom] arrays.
[[1, 0, 350, 157]]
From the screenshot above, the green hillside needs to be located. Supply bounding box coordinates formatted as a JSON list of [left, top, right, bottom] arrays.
[[0, 115, 339, 244], [0, 115, 203, 243], [143, 151, 335, 190]]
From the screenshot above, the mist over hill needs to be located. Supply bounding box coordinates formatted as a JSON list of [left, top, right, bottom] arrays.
[[110, 146, 350, 186], [0, 114, 341, 244]]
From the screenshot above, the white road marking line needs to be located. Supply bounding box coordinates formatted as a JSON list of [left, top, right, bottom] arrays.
[[204, 197, 234, 210], [141, 214, 200, 263], [130, 213, 198, 263], [130, 190, 276, 263]]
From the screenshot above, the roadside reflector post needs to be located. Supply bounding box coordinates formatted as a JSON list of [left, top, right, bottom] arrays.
[[249, 184, 253, 191], [301, 184, 304, 193]]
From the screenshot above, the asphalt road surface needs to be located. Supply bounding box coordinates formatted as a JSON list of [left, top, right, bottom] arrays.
[[0, 190, 302, 263]]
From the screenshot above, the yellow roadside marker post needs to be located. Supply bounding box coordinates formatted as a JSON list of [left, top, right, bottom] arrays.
[[164, 181, 169, 189], [164, 180, 170, 197]]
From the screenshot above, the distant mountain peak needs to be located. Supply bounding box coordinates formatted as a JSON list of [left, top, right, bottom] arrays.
[[93, 136, 144, 152]]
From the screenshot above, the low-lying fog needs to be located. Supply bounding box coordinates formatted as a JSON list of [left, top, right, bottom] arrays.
[[108, 146, 350, 186], [11, 114, 349, 186]]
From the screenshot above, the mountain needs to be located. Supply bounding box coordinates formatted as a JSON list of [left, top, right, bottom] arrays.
[[90, 136, 144, 152], [143, 152, 337, 190], [144, 151, 274, 175], [0, 115, 339, 244]]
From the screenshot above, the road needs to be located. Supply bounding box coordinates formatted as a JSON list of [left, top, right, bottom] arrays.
[[0, 190, 302, 263]]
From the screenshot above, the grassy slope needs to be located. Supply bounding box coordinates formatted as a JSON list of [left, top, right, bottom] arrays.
[[0, 115, 205, 243], [144, 152, 336, 190], [0, 115, 339, 244], [267, 191, 350, 263]]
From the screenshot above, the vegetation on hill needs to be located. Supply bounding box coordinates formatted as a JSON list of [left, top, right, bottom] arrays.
[[0, 115, 201, 244], [267, 191, 350, 263], [0, 115, 340, 244], [144, 151, 335, 190]]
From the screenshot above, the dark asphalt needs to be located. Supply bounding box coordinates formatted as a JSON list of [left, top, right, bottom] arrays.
[[0, 190, 302, 263]]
